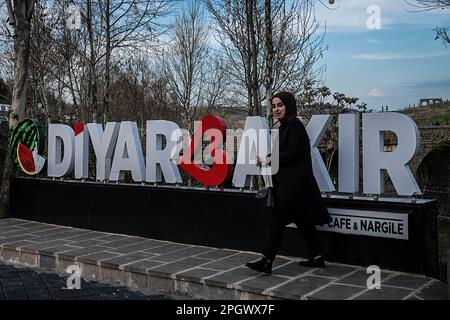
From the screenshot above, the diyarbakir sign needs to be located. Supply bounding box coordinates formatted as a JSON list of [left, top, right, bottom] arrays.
[[11, 112, 426, 240], [11, 112, 422, 197]]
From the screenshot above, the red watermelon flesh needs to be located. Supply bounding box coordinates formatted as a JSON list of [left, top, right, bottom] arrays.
[[17, 142, 36, 174]]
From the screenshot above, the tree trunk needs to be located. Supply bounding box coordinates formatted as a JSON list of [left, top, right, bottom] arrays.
[[0, 0, 36, 218], [103, 0, 111, 125], [248, 0, 260, 116], [264, 0, 274, 123], [245, 0, 254, 116], [8, 18, 32, 129], [87, 0, 99, 123], [0, 145, 14, 218]]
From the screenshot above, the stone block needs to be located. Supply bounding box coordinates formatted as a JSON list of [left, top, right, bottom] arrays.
[[39, 254, 56, 269], [100, 267, 128, 286], [129, 272, 149, 290], [79, 262, 100, 281], [18, 251, 38, 267]]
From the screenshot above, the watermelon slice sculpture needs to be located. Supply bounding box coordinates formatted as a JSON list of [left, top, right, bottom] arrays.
[[10, 119, 46, 175], [17, 142, 45, 175]]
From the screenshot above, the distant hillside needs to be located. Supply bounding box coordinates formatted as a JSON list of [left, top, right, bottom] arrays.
[[399, 102, 450, 127]]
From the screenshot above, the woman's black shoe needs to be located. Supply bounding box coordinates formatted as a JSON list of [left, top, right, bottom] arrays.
[[298, 255, 326, 268], [245, 256, 273, 275]]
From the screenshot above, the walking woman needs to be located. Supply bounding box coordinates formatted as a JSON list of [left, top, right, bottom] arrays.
[[245, 92, 332, 275]]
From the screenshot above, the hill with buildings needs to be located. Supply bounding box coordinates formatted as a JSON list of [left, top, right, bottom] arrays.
[[399, 101, 450, 127]]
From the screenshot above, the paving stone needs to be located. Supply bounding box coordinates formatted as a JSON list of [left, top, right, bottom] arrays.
[[205, 267, 260, 287], [150, 257, 211, 276], [21, 240, 74, 252], [5, 291, 29, 299], [272, 257, 292, 268], [0, 226, 25, 233], [30, 228, 73, 237], [65, 232, 109, 242], [28, 293, 52, 300], [101, 237, 146, 249], [101, 252, 154, 268], [2, 240, 39, 250], [95, 234, 133, 243], [270, 276, 333, 299], [0, 229, 32, 237], [200, 253, 259, 271], [107, 240, 167, 254], [336, 270, 395, 287], [271, 261, 312, 277], [311, 264, 358, 279], [40, 245, 82, 256], [0, 228, 14, 234], [151, 247, 213, 263], [26, 288, 51, 296], [194, 249, 238, 260], [176, 268, 220, 282], [11, 222, 43, 228], [414, 280, 449, 300], [0, 219, 26, 227], [238, 275, 288, 294], [3, 285, 25, 292], [72, 289, 97, 297], [143, 243, 189, 255], [119, 291, 147, 300], [69, 240, 108, 247], [382, 274, 433, 290], [123, 259, 164, 273], [99, 293, 125, 300], [0, 272, 19, 279], [77, 251, 121, 264], [22, 225, 61, 233], [308, 284, 366, 300], [57, 246, 112, 259], [50, 288, 76, 299], [1, 235, 39, 243], [352, 285, 414, 300]]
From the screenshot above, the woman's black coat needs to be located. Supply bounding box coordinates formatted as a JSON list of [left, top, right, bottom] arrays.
[[272, 117, 331, 226]]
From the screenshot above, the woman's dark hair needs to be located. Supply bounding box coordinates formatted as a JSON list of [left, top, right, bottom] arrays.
[[272, 91, 297, 123]]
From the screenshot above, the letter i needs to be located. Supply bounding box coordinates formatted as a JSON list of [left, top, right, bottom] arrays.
[[75, 123, 89, 179]]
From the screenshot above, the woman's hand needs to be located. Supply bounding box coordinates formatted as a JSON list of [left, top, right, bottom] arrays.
[[256, 156, 262, 167], [256, 155, 270, 166]]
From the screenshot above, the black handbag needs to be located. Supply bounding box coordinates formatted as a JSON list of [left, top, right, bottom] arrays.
[[255, 186, 275, 208]]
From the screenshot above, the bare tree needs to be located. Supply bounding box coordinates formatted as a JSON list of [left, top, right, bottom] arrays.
[[204, 0, 325, 116], [95, 0, 176, 123], [161, 0, 210, 132], [1, 0, 37, 218], [204, 0, 258, 115], [409, 0, 450, 46]]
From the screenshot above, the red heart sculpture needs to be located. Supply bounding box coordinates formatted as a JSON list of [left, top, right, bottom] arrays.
[[179, 115, 234, 187]]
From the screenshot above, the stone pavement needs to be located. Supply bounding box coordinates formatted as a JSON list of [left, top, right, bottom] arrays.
[[0, 218, 447, 300], [0, 260, 183, 300]]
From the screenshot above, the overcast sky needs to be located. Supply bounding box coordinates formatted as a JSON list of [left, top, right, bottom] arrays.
[[314, 0, 450, 110]]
